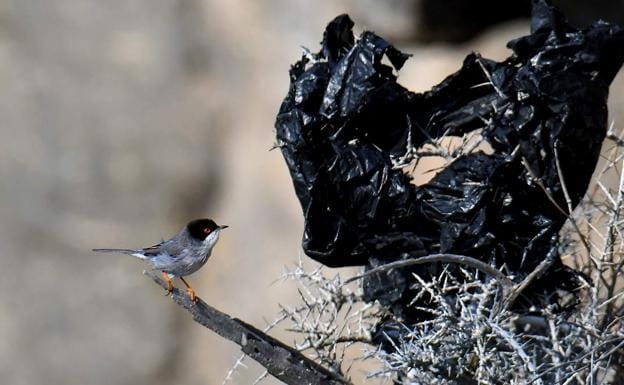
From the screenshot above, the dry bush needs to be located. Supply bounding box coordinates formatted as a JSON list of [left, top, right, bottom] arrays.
[[226, 129, 624, 385]]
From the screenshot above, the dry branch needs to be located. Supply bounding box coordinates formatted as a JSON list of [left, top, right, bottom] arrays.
[[144, 270, 352, 385], [343, 253, 513, 287]]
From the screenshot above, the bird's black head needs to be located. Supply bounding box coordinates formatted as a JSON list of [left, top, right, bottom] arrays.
[[187, 218, 225, 241]]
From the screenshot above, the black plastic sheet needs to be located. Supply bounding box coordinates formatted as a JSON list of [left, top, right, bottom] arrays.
[[275, 0, 624, 318]]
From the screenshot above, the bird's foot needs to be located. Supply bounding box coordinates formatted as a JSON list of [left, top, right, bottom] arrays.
[[186, 287, 196, 303], [161, 272, 174, 296], [179, 276, 197, 303]]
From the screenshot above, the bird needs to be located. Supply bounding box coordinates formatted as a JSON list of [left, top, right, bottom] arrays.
[[93, 218, 228, 302]]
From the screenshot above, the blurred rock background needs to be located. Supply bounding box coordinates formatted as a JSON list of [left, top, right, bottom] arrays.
[[0, 1, 621, 385]]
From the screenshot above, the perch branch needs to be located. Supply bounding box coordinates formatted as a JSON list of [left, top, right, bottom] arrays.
[[144, 270, 352, 385]]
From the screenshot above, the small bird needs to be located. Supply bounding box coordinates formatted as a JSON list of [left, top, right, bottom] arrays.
[[93, 218, 228, 302]]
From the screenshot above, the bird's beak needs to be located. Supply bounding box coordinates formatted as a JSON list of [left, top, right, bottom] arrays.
[[219, 225, 229, 230]]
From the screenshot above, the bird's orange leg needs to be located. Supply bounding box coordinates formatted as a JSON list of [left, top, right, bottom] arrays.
[[162, 272, 174, 295], [179, 276, 196, 303]]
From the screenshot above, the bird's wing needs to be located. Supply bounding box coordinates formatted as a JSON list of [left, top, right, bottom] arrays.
[[142, 239, 186, 258], [141, 242, 165, 257]]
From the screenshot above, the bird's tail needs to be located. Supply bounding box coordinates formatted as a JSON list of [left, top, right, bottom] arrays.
[[92, 248, 139, 255]]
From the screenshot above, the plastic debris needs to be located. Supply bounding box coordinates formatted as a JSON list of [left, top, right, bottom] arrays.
[[275, 0, 624, 319]]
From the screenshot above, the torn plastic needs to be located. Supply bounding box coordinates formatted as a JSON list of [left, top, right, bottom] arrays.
[[275, 0, 624, 319]]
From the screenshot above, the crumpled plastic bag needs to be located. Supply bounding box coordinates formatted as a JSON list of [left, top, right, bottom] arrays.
[[275, 0, 624, 318]]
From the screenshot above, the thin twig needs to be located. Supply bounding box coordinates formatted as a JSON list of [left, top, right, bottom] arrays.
[[521, 157, 569, 217], [476, 56, 505, 98], [521, 155, 593, 259], [343, 253, 513, 287], [554, 143, 592, 255], [503, 248, 557, 310]]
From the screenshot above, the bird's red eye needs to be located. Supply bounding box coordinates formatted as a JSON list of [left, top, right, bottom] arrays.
[[203, 227, 212, 234]]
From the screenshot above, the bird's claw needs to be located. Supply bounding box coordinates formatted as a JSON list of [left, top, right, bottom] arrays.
[[162, 272, 174, 296], [187, 288, 197, 303]]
